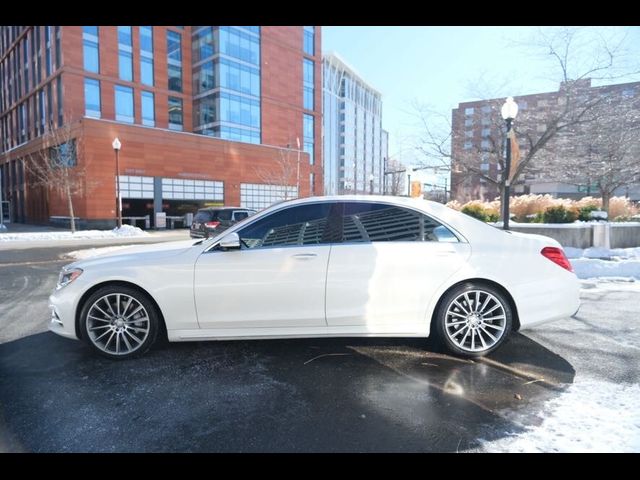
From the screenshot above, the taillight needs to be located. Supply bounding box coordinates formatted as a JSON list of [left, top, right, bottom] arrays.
[[204, 221, 220, 229], [541, 246, 573, 272]]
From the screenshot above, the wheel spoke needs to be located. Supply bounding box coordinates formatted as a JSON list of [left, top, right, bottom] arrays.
[[448, 311, 467, 319], [483, 303, 501, 316], [483, 315, 505, 322], [104, 296, 117, 318], [115, 332, 121, 354], [475, 291, 480, 312], [484, 323, 505, 331], [124, 316, 149, 325], [451, 325, 468, 338], [480, 326, 498, 342], [127, 326, 148, 334], [464, 293, 472, 312], [470, 328, 476, 350], [124, 330, 143, 345], [125, 305, 144, 320], [88, 315, 111, 323], [94, 329, 112, 342], [121, 331, 133, 351], [446, 319, 467, 327], [116, 294, 121, 317], [104, 331, 116, 351], [89, 325, 110, 331], [93, 305, 111, 319], [452, 300, 470, 315], [477, 328, 487, 349], [122, 297, 134, 317]]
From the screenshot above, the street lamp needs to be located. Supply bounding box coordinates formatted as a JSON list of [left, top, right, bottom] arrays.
[[112, 137, 122, 228], [500, 97, 518, 230]]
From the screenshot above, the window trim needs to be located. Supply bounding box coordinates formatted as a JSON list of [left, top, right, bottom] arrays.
[[204, 199, 467, 253]]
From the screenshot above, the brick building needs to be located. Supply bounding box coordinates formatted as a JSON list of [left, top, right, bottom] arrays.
[[450, 79, 640, 203], [0, 26, 322, 228]]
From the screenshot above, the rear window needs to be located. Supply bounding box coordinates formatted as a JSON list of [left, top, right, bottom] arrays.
[[194, 209, 233, 222]]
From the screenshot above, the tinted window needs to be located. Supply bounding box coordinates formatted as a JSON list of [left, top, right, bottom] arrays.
[[194, 210, 213, 223], [234, 211, 249, 221], [237, 204, 331, 249], [195, 209, 232, 222], [328, 202, 459, 243]]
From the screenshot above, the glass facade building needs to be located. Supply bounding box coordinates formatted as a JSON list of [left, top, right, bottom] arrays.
[[323, 53, 386, 195], [191, 26, 261, 144]]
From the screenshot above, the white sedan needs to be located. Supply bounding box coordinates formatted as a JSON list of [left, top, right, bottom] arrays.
[[49, 196, 580, 360]]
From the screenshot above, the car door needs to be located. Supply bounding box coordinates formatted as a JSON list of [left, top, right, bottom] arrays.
[[194, 202, 333, 330], [325, 201, 471, 332]]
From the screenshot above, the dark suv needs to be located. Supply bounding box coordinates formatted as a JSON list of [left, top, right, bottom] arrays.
[[190, 207, 256, 239]]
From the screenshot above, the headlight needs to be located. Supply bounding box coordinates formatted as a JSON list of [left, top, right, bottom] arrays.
[[57, 268, 83, 290]]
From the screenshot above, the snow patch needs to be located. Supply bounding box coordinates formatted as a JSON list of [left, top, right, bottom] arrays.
[[483, 380, 640, 452], [0, 225, 149, 242], [564, 246, 640, 280]]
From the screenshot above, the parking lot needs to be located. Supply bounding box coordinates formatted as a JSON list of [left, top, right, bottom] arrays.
[[1, 242, 638, 452]]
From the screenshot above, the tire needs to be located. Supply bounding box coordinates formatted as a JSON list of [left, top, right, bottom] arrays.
[[79, 285, 160, 360], [434, 282, 513, 358]]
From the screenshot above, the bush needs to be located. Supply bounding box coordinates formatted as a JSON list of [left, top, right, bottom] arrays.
[[578, 204, 599, 221], [461, 204, 489, 221], [542, 205, 578, 223]]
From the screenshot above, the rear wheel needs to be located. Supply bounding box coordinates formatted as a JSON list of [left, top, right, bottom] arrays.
[[79, 285, 160, 360], [434, 282, 512, 357]]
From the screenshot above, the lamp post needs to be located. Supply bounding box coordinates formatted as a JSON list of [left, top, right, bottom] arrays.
[[500, 97, 518, 231], [112, 137, 122, 228], [296, 137, 301, 198], [369, 174, 375, 194]]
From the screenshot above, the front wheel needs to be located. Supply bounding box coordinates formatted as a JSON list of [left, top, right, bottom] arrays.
[[79, 285, 160, 360], [434, 283, 513, 358]]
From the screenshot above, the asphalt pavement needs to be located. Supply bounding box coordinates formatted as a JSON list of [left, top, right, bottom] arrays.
[[0, 241, 638, 452]]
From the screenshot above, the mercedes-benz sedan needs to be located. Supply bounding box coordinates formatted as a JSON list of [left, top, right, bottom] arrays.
[[49, 196, 580, 360]]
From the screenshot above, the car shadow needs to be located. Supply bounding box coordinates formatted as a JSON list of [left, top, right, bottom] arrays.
[[0, 331, 574, 452]]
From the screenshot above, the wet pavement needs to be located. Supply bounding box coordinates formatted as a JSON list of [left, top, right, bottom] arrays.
[[1, 242, 636, 452]]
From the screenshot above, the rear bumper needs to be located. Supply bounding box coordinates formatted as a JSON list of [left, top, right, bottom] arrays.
[[513, 273, 581, 330]]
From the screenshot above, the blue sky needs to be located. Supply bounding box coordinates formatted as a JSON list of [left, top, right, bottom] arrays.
[[322, 26, 640, 186]]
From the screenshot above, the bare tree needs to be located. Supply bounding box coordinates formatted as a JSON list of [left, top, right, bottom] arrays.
[[25, 122, 90, 233], [385, 158, 406, 195], [254, 145, 300, 200], [550, 95, 640, 214], [412, 27, 640, 211]]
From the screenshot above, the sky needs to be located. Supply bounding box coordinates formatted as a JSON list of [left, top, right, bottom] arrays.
[[322, 26, 640, 186]]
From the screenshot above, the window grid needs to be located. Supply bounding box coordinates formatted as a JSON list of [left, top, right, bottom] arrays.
[[240, 183, 298, 211]]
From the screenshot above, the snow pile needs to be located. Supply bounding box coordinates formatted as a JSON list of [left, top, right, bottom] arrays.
[[565, 246, 640, 280], [483, 379, 640, 452], [65, 245, 144, 260], [0, 225, 149, 242]]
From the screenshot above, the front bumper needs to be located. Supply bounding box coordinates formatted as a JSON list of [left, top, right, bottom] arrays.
[[48, 290, 80, 341]]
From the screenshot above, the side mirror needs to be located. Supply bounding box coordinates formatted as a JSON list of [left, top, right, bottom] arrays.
[[219, 232, 241, 250]]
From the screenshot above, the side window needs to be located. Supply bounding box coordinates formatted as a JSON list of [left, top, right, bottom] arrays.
[[234, 211, 249, 221], [237, 203, 332, 249], [329, 202, 459, 243]]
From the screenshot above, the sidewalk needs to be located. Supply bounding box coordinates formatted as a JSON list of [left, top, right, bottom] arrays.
[[0, 223, 190, 250]]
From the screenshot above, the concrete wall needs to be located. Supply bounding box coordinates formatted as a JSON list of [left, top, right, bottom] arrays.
[[507, 223, 640, 248], [610, 224, 640, 248]]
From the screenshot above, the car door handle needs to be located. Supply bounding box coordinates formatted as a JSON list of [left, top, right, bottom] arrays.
[[291, 253, 318, 260]]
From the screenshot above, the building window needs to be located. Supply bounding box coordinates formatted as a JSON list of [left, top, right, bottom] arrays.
[[481, 128, 491, 137], [303, 26, 314, 56], [83, 26, 99, 73], [464, 118, 473, 127], [167, 31, 182, 92], [140, 26, 154, 86], [118, 26, 133, 82], [114, 85, 134, 123], [219, 58, 259, 96], [45, 26, 52, 76], [168, 96, 183, 130], [84, 78, 101, 118], [141, 91, 155, 127], [464, 130, 473, 138], [304, 113, 314, 165], [56, 76, 63, 125], [481, 139, 490, 151], [463, 141, 472, 150], [481, 105, 491, 113], [54, 26, 61, 70], [464, 107, 474, 115], [240, 183, 298, 211], [219, 26, 260, 65], [47, 82, 53, 126], [192, 27, 214, 62], [303, 58, 314, 110], [219, 91, 260, 129], [193, 60, 215, 95]]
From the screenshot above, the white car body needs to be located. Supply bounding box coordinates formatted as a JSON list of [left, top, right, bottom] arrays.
[[49, 196, 580, 349]]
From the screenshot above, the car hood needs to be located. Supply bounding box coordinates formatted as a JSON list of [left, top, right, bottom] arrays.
[[66, 239, 201, 270]]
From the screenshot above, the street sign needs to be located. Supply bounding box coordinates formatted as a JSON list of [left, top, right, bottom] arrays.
[[155, 212, 166, 229]]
